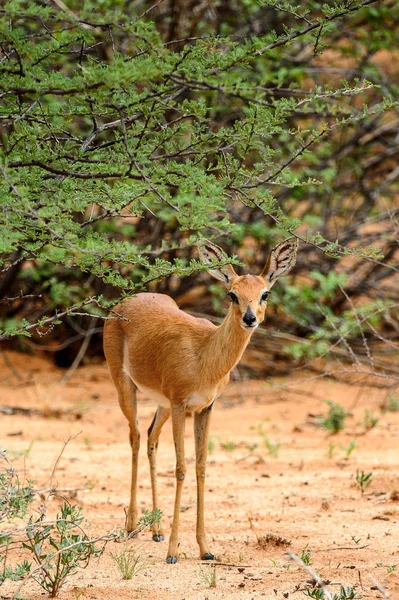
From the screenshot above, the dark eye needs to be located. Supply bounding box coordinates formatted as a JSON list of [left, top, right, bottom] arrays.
[[228, 291, 239, 304], [261, 291, 269, 302]]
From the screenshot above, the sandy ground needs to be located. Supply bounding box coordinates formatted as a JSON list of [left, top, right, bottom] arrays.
[[1, 351, 399, 600]]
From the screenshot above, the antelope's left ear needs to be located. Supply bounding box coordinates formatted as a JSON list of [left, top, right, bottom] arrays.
[[260, 237, 299, 288]]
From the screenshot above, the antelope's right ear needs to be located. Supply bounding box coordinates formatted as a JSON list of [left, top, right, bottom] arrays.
[[197, 241, 238, 288]]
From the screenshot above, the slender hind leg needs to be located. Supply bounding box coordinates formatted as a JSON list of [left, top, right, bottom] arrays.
[[115, 376, 140, 534], [147, 406, 170, 541]]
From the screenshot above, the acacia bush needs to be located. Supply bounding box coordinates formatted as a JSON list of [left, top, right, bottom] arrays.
[[0, 0, 398, 380]]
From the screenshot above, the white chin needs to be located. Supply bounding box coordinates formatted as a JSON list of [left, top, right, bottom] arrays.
[[241, 323, 258, 330]]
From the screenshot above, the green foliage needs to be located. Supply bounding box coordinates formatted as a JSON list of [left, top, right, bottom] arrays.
[[0, 460, 34, 522], [318, 401, 348, 434], [0, 0, 397, 363], [22, 503, 102, 597], [135, 508, 162, 533]]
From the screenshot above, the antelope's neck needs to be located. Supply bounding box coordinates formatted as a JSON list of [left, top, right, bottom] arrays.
[[202, 307, 252, 381]]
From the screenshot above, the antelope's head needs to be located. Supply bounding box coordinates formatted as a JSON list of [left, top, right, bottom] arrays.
[[198, 238, 298, 331]]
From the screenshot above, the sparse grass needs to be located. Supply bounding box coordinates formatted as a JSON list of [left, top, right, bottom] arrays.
[[208, 437, 215, 455], [327, 443, 335, 459], [386, 564, 397, 574], [257, 424, 281, 458], [246, 442, 258, 452], [111, 545, 148, 580], [199, 564, 217, 588], [319, 400, 348, 434], [356, 469, 373, 494], [381, 393, 399, 413], [219, 439, 237, 451], [83, 437, 92, 451], [362, 409, 379, 431], [7, 440, 35, 459]]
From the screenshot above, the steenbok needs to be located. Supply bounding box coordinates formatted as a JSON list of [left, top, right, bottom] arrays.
[[104, 238, 298, 563]]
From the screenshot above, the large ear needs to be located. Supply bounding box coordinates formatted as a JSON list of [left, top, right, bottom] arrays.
[[260, 237, 299, 288], [197, 240, 238, 288]]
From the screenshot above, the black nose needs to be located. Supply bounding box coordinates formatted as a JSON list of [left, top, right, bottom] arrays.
[[243, 308, 256, 326]]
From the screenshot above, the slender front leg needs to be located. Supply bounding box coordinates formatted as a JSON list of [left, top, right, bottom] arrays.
[[194, 404, 215, 560], [147, 406, 170, 541], [166, 403, 186, 564]]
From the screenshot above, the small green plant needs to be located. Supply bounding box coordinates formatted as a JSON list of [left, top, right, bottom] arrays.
[[327, 442, 335, 459], [257, 424, 281, 458], [199, 564, 217, 588], [208, 437, 215, 455], [83, 437, 92, 451], [300, 544, 312, 565], [355, 469, 373, 494], [246, 443, 258, 452], [381, 394, 399, 413], [269, 558, 279, 567], [7, 441, 35, 459], [111, 544, 147, 579], [1, 560, 31, 583], [304, 589, 324, 599], [304, 585, 360, 599], [362, 410, 379, 431], [343, 439, 357, 460], [319, 400, 347, 434], [386, 564, 397, 574], [334, 586, 359, 599], [23, 503, 102, 598], [0, 465, 34, 522], [219, 439, 237, 451]]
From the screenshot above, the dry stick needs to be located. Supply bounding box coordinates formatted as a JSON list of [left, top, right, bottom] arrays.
[[287, 552, 333, 600], [338, 284, 375, 372], [314, 545, 369, 552], [61, 318, 98, 385], [370, 577, 390, 599], [0, 349, 25, 384], [45, 434, 81, 509]]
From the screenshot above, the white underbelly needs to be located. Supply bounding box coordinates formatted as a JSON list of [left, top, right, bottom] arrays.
[[135, 383, 170, 408], [186, 390, 215, 411]]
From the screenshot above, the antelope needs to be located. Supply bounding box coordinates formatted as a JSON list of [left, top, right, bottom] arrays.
[[103, 237, 298, 564]]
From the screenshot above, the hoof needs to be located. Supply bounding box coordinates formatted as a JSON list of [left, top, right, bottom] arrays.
[[166, 556, 178, 564], [153, 534, 164, 542], [202, 553, 215, 561]]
